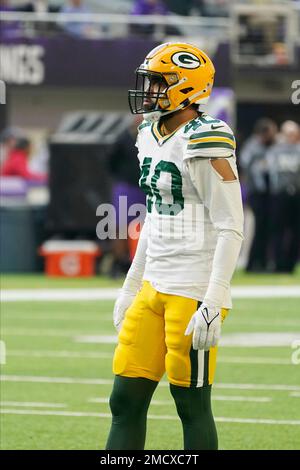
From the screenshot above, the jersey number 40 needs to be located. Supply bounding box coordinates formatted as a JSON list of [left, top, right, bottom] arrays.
[[139, 157, 184, 216]]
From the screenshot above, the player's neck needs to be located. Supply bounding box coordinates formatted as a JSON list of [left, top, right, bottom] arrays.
[[160, 107, 200, 136]]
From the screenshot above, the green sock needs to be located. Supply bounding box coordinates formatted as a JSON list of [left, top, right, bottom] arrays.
[[170, 383, 218, 450], [105, 376, 158, 450]]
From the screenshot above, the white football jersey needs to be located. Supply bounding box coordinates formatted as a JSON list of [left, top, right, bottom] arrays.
[[136, 113, 242, 308]]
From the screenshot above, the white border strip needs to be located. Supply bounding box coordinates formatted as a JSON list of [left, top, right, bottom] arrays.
[[1, 375, 300, 391], [1, 286, 300, 302], [0, 401, 66, 408], [0, 408, 299, 425]]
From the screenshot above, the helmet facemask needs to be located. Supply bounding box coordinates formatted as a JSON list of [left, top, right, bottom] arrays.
[[128, 69, 170, 116]]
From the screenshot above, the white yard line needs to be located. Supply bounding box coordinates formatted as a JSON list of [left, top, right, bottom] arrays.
[[1, 286, 300, 302], [88, 398, 173, 405], [213, 395, 272, 403], [0, 409, 110, 418], [215, 417, 300, 425], [232, 319, 300, 328], [1, 327, 109, 341], [0, 375, 114, 385], [231, 286, 300, 298], [2, 331, 299, 348], [220, 333, 300, 348], [1, 289, 120, 302], [6, 350, 293, 366], [89, 395, 272, 404], [3, 329, 298, 349], [8, 350, 112, 359], [4, 315, 300, 328], [1, 375, 300, 392], [218, 356, 292, 365], [0, 401, 66, 408], [290, 392, 300, 397], [74, 333, 300, 348], [216, 383, 300, 391], [0, 408, 298, 425], [1, 315, 112, 322], [2, 309, 300, 328], [74, 335, 117, 343], [88, 397, 112, 404]]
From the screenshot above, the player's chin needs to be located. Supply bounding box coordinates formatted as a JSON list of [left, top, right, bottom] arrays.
[[143, 100, 156, 112]]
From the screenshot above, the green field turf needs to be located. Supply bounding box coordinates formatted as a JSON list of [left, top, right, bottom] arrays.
[[1, 274, 300, 450]]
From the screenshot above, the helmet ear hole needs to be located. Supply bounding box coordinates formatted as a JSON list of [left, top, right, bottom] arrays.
[[180, 87, 194, 94]]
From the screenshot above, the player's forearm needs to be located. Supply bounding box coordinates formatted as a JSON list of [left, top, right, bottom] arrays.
[[203, 228, 243, 308], [122, 219, 148, 294]]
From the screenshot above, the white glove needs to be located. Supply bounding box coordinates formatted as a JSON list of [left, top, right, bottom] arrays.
[[185, 303, 221, 351], [113, 291, 136, 333]]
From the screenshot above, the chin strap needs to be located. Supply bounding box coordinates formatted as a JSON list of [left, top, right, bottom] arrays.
[[143, 96, 210, 123], [143, 110, 163, 123], [143, 103, 186, 123]]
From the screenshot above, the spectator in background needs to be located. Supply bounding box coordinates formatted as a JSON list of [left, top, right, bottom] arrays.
[[14, 0, 61, 35], [164, 0, 194, 16], [0, 0, 12, 11], [0, 0, 21, 38], [108, 116, 145, 278], [29, 136, 50, 175], [197, 0, 229, 17], [0, 127, 21, 167], [130, 0, 171, 36], [272, 42, 290, 66], [59, 0, 93, 37], [14, 1, 60, 12], [131, 0, 168, 16], [240, 118, 278, 272], [267, 121, 300, 272], [1, 137, 48, 184]]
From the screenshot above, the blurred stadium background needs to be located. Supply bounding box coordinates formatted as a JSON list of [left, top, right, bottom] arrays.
[[0, 0, 300, 450]]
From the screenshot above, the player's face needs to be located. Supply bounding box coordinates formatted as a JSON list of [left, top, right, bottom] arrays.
[[128, 70, 168, 115], [143, 74, 168, 111]]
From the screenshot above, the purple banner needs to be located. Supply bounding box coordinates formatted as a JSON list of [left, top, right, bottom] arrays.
[[0, 36, 231, 87]]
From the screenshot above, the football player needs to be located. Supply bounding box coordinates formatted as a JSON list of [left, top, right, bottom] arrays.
[[105, 42, 244, 450]]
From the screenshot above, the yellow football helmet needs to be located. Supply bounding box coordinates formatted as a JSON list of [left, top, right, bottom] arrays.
[[128, 42, 215, 122]]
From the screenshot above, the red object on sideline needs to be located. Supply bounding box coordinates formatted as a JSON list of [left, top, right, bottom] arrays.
[[39, 241, 101, 277], [0, 149, 47, 183]]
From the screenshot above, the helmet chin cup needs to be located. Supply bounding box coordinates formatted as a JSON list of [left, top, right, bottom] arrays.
[[143, 110, 163, 123], [143, 104, 185, 123]]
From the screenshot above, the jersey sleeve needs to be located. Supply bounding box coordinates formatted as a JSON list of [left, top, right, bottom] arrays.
[[184, 121, 236, 159], [187, 157, 244, 308], [135, 133, 139, 151], [136, 120, 152, 153]]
